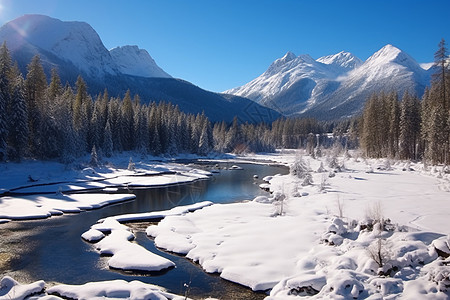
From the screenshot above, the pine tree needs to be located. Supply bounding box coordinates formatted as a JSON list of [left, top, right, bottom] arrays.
[[73, 75, 88, 131], [0, 90, 6, 161], [103, 118, 113, 157], [225, 116, 241, 152], [47, 68, 63, 101], [108, 98, 122, 151], [198, 121, 210, 155], [431, 38, 450, 163], [0, 42, 12, 161], [56, 86, 77, 164], [387, 92, 400, 158], [120, 90, 134, 150], [426, 104, 447, 164], [399, 91, 420, 160], [432, 38, 449, 110], [134, 104, 149, 154], [361, 93, 379, 157], [25, 55, 47, 156], [90, 145, 98, 167], [90, 100, 102, 149], [7, 75, 28, 161]]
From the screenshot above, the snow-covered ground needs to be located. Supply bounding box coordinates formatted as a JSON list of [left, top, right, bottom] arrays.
[[1, 150, 450, 299], [0, 153, 212, 222], [145, 150, 450, 299]]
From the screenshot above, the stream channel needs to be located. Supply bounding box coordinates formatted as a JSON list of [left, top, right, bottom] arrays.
[[0, 161, 288, 300]]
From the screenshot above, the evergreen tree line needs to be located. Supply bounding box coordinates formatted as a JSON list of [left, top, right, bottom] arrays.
[[213, 117, 327, 153], [0, 42, 331, 162], [0, 43, 217, 162], [359, 39, 450, 165]]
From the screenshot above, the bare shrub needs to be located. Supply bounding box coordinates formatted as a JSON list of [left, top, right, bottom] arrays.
[[336, 196, 344, 218]]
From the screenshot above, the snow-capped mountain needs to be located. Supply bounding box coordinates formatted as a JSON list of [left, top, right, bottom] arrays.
[[0, 14, 172, 80], [226, 45, 431, 120], [225, 50, 363, 115], [317, 51, 363, 73], [0, 15, 279, 123], [0, 14, 119, 78], [305, 44, 430, 119], [110, 45, 171, 78]]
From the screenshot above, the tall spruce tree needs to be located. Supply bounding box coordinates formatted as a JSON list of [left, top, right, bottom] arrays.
[[47, 68, 63, 101], [387, 91, 400, 158], [433, 39, 449, 110], [103, 118, 113, 157], [7, 75, 28, 160], [73, 75, 88, 131], [0, 42, 12, 160], [120, 90, 134, 150], [399, 91, 421, 160], [25, 55, 47, 156]]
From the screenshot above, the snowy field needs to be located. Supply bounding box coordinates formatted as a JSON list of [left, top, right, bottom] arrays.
[[0, 154, 212, 222], [146, 151, 450, 299], [1, 150, 450, 299]]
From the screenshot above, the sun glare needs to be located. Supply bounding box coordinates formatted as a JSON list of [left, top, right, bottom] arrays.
[[0, 0, 10, 24]]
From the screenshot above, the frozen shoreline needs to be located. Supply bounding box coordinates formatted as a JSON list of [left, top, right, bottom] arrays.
[[0, 153, 213, 222]]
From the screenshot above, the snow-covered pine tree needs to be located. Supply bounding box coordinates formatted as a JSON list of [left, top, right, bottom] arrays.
[[120, 90, 134, 151], [387, 91, 400, 158], [73, 75, 88, 132], [127, 157, 135, 171], [107, 97, 122, 151], [429, 38, 450, 164], [399, 91, 421, 160], [90, 145, 98, 167], [0, 42, 12, 161], [103, 118, 113, 158], [56, 86, 77, 164], [25, 55, 47, 157], [198, 121, 210, 156], [7, 75, 28, 161], [224, 116, 241, 152], [47, 68, 63, 101], [90, 100, 102, 151], [134, 104, 149, 154]]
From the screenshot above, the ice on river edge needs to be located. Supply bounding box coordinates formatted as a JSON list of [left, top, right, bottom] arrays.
[[81, 201, 213, 273], [0, 156, 212, 221]]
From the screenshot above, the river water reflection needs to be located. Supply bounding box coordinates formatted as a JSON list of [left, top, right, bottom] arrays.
[[0, 161, 288, 299]]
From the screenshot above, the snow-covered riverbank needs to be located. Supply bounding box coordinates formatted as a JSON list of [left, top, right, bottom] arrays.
[[0, 153, 212, 222]]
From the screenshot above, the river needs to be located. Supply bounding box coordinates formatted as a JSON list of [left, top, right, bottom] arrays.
[[0, 161, 288, 300]]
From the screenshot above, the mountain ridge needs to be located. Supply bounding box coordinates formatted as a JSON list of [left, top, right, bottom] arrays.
[[0, 14, 280, 123], [225, 44, 432, 120]]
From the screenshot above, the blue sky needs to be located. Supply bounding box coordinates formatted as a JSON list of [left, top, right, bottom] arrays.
[[1, 0, 449, 92]]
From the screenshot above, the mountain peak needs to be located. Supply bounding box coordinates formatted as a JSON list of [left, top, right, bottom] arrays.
[[317, 51, 362, 71], [0, 14, 172, 80], [109, 45, 171, 78], [367, 44, 407, 63], [265, 51, 298, 74], [282, 51, 297, 61], [0, 14, 117, 78], [364, 44, 422, 72]]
